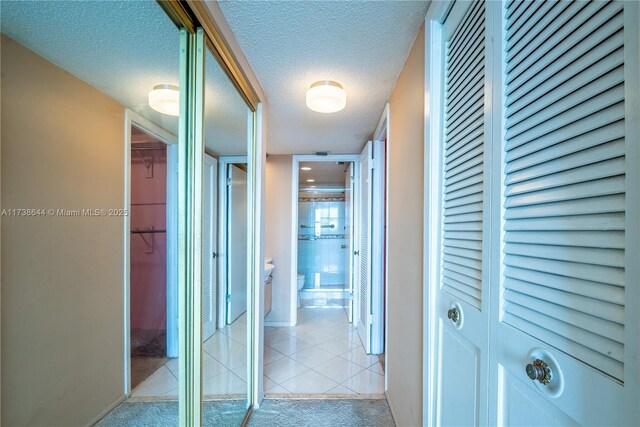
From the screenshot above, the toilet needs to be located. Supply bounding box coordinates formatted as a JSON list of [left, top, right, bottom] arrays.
[[296, 274, 305, 308]]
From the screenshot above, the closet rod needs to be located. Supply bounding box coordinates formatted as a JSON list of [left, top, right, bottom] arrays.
[[131, 229, 166, 234]]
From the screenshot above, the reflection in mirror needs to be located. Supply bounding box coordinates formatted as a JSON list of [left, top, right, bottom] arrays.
[[200, 43, 251, 423], [1, 1, 181, 424]]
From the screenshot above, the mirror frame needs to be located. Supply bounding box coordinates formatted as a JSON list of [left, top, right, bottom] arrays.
[[158, 1, 261, 424]]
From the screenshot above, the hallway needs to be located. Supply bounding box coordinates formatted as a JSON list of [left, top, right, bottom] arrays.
[[264, 308, 385, 396]]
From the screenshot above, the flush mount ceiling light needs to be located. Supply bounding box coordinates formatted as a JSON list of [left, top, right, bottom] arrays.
[[306, 80, 346, 113], [301, 166, 312, 171], [148, 84, 179, 116], [306, 179, 315, 183]]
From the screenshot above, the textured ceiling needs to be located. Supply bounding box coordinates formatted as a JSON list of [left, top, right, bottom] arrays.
[[298, 161, 349, 185], [217, 0, 430, 155], [1, 0, 248, 156]]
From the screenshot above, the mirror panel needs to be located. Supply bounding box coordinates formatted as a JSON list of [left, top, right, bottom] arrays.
[[199, 42, 252, 423]]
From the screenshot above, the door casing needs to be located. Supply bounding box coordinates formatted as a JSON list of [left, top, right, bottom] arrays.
[[289, 154, 360, 326], [123, 109, 179, 395]]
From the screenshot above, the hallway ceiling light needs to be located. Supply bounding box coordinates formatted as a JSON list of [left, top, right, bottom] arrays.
[[306, 80, 346, 113], [148, 84, 179, 116], [306, 179, 315, 182], [301, 166, 312, 171]]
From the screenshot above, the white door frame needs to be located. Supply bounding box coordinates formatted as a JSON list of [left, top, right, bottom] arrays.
[[289, 154, 360, 326], [373, 104, 389, 381], [123, 109, 178, 395], [423, 2, 452, 424], [217, 156, 248, 328]]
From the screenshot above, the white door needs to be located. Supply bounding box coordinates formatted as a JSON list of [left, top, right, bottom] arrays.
[[345, 163, 355, 322], [226, 164, 248, 324], [433, 1, 490, 425], [489, 1, 638, 425], [356, 141, 385, 354], [370, 140, 385, 355], [202, 154, 217, 341], [357, 142, 373, 350]]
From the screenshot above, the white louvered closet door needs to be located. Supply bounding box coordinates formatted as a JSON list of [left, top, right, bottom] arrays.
[[433, 1, 491, 425], [202, 154, 217, 341], [491, 1, 639, 425], [357, 141, 372, 352]]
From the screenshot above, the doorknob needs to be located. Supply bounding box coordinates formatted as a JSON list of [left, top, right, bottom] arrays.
[[354, 250, 359, 255], [341, 244, 347, 249], [447, 307, 459, 323], [212, 252, 217, 259], [526, 359, 552, 385]]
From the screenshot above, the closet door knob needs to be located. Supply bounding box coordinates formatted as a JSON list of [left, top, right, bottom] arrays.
[[447, 307, 459, 323], [526, 359, 552, 385]]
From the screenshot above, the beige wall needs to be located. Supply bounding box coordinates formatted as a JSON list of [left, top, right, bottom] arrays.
[[1, 35, 125, 426], [264, 155, 293, 324], [385, 24, 425, 427]]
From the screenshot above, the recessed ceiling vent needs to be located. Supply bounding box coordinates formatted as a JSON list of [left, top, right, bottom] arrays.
[[315, 151, 329, 156]]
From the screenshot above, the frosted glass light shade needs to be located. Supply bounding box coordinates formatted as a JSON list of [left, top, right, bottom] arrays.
[[306, 80, 346, 113], [148, 84, 180, 116]]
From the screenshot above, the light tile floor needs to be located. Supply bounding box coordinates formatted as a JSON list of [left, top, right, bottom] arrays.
[[264, 308, 385, 396], [130, 308, 385, 399], [130, 314, 248, 399]]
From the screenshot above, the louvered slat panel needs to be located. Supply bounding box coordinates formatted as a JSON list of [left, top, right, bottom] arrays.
[[506, 1, 574, 58], [441, 1, 485, 311], [505, 0, 533, 30], [505, 103, 625, 157], [444, 246, 483, 262], [505, 279, 624, 324], [505, 242, 624, 269], [507, 52, 624, 126], [443, 253, 482, 271], [506, 123, 625, 173], [505, 230, 624, 249], [506, 0, 556, 48], [444, 182, 483, 205], [507, 1, 616, 87], [504, 266, 625, 305], [504, 213, 625, 232], [503, 0, 626, 381], [445, 172, 482, 194], [507, 156, 625, 199], [506, 139, 624, 185], [202, 163, 212, 323], [506, 69, 624, 137], [445, 135, 483, 170], [504, 194, 625, 220], [506, 87, 624, 148], [505, 290, 624, 345], [444, 211, 482, 225], [359, 156, 369, 328]]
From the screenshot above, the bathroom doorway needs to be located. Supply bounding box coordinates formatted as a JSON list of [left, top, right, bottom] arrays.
[[296, 161, 353, 310]]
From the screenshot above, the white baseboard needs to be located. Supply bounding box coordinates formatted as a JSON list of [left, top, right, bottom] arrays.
[[264, 321, 292, 327], [86, 395, 126, 427]]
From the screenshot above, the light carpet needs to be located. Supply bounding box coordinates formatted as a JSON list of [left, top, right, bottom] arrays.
[[95, 399, 395, 426]]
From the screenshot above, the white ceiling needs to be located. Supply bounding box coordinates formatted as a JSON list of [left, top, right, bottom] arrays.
[[298, 161, 349, 185], [0, 0, 248, 156], [218, 0, 430, 155]]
